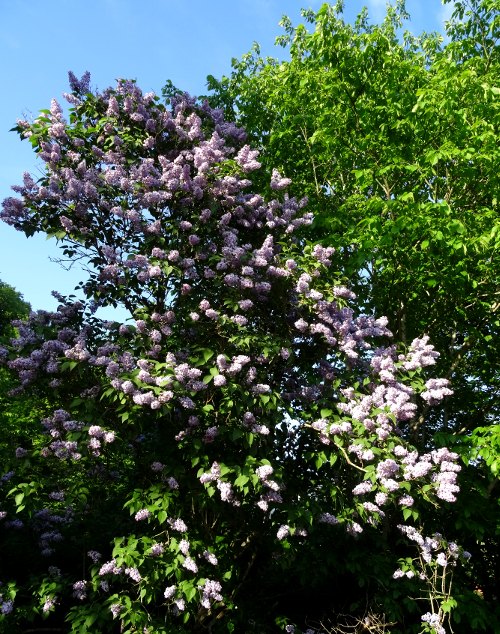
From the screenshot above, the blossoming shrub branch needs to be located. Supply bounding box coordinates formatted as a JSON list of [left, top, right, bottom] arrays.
[[0, 72, 464, 632]]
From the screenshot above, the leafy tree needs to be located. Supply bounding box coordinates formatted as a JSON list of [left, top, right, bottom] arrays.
[[0, 281, 41, 484], [0, 73, 471, 633], [0, 280, 30, 345], [206, 0, 500, 626]]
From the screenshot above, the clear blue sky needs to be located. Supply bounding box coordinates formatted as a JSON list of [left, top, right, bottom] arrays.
[[0, 0, 452, 316]]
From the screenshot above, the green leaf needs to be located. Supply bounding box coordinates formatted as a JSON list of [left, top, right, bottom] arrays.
[[157, 510, 167, 524], [234, 474, 250, 487], [202, 349, 214, 362]]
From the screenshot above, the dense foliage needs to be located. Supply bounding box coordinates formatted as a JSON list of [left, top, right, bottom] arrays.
[[0, 281, 38, 485], [206, 0, 500, 628], [0, 64, 474, 634]]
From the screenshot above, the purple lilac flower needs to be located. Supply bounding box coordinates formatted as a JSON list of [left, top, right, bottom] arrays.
[[72, 580, 87, 600], [1, 600, 14, 614], [134, 509, 150, 521], [203, 550, 218, 565], [277, 525, 290, 540], [150, 542, 164, 556], [182, 556, 198, 573], [256, 465, 274, 480], [352, 481, 372, 495], [200, 578, 223, 609], [169, 518, 187, 532], [43, 596, 57, 613], [252, 424, 270, 435], [405, 460, 433, 479], [217, 481, 234, 503], [99, 559, 121, 576], [377, 459, 399, 479], [236, 145, 261, 172], [421, 613, 445, 634], [312, 244, 335, 265], [404, 336, 439, 370], [270, 168, 292, 190], [294, 318, 308, 332], [213, 374, 226, 386], [333, 286, 356, 299], [363, 502, 383, 516], [399, 495, 414, 506], [203, 426, 218, 443], [436, 481, 460, 502], [421, 378, 453, 405], [87, 550, 101, 563], [167, 477, 179, 489], [103, 431, 115, 443], [179, 396, 195, 409], [110, 603, 122, 618], [381, 478, 400, 492], [346, 522, 363, 535], [125, 567, 141, 582]]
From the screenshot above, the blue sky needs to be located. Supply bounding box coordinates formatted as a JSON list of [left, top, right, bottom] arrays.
[[0, 0, 453, 316]]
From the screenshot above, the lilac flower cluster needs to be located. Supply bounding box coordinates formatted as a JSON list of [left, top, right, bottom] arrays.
[[199, 579, 223, 609], [87, 425, 115, 456], [99, 559, 123, 577], [0, 595, 13, 615], [2, 302, 83, 391], [38, 409, 84, 461], [421, 612, 445, 634], [33, 506, 73, 557], [199, 462, 241, 506], [42, 596, 57, 613], [134, 509, 150, 521], [253, 463, 283, 511], [72, 580, 87, 600], [396, 524, 470, 568]]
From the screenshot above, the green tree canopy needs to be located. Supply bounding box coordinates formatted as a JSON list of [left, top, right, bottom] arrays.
[[0, 279, 30, 345]]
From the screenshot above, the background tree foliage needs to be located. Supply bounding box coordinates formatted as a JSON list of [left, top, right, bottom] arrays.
[[0, 281, 40, 471], [207, 0, 499, 625], [0, 280, 30, 345]]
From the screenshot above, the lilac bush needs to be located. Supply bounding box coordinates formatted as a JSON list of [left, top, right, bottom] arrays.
[[0, 73, 463, 632]]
